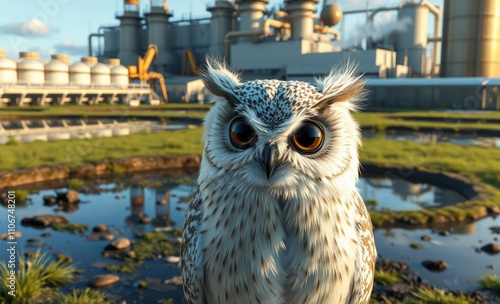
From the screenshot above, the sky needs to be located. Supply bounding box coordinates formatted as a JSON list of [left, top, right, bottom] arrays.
[[0, 0, 442, 61]]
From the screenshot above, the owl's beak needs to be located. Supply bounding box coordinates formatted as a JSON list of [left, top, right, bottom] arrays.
[[263, 144, 277, 179]]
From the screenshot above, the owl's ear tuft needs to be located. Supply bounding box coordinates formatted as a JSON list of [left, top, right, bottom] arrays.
[[200, 57, 242, 106], [314, 62, 366, 111]]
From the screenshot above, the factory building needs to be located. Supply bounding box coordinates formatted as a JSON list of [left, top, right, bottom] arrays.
[[94, 0, 500, 80]]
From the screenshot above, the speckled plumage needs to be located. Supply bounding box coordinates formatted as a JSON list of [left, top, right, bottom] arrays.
[[180, 60, 376, 304]]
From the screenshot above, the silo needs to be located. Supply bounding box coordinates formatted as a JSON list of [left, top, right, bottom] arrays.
[[106, 58, 129, 87], [396, 2, 429, 76], [17, 52, 44, 84], [45, 55, 69, 85], [0, 50, 17, 84], [91, 62, 111, 86], [69, 62, 91, 86], [118, 0, 141, 66], [441, 0, 500, 77], [208, 1, 236, 57], [235, 0, 269, 32], [145, 0, 175, 73], [285, 0, 319, 40]]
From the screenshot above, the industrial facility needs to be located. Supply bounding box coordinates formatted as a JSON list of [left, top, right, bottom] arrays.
[[1, 0, 499, 109]]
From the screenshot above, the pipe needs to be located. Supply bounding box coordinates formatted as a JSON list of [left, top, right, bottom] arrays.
[[88, 33, 104, 56], [225, 19, 291, 65], [420, 0, 440, 77], [314, 24, 340, 40]]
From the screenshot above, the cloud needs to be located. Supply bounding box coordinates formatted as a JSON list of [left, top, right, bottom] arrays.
[[0, 18, 57, 37], [53, 40, 88, 57]]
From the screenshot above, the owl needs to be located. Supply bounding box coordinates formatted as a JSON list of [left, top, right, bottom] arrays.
[[180, 59, 376, 304]]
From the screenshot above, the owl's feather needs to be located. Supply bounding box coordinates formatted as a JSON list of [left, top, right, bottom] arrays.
[[181, 60, 376, 304]]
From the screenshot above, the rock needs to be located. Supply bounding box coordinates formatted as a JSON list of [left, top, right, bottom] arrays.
[[422, 260, 448, 272], [164, 276, 183, 285], [43, 195, 58, 206], [139, 217, 152, 224], [57, 190, 80, 204], [41, 232, 52, 237], [481, 243, 500, 255], [487, 264, 496, 270], [87, 232, 115, 241], [438, 230, 450, 237], [173, 237, 183, 245], [489, 226, 500, 234], [384, 283, 413, 294], [176, 206, 185, 211], [27, 238, 40, 243], [126, 251, 136, 259], [157, 199, 168, 205], [54, 252, 73, 263], [487, 206, 500, 215], [115, 195, 123, 199], [22, 214, 69, 227], [420, 235, 431, 241], [87, 274, 120, 289], [92, 225, 109, 233], [165, 256, 180, 264], [0, 231, 22, 240], [105, 238, 131, 250]]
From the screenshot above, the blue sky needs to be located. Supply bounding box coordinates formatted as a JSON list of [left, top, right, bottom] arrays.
[[0, 0, 441, 61]]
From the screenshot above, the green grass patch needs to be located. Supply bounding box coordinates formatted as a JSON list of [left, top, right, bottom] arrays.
[[410, 288, 472, 304], [0, 251, 76, 303], [478, 274, 500, 296], [374, 269, 400, 285], [105, 260, 142, 274], [134, 232, 177, 260], [409, 242, 424, 249], [55, 288, 112, 304], [51, 223, 88, 234], [67, 178, 84, 190], [157, 298, 175, 304]]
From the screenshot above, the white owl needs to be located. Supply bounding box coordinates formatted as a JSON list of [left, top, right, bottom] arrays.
[[180, 60, 376, 304]]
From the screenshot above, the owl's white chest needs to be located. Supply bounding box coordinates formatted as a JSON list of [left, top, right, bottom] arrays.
[[200, 175, 359, 304]]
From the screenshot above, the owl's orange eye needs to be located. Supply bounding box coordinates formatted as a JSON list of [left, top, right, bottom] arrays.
[[290, 121, 324, 154], [229, 117, 256, 149]]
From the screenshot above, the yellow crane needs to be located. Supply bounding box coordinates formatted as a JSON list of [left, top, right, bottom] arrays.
[[128, 44, 168, 103], [181, 48, 199, 76]]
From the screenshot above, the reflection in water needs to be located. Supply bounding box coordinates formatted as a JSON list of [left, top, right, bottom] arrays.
[[154, 185, 173, 228], [358, 177, 467, 211], [127, 187, 146, 235]]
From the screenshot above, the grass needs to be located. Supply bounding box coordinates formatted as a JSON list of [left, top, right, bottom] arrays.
[[55, 288, 112, 304], [374, 269, 400, 285], [134, 232, 178, 260], [67, 178, 84, 190], [0, 251, 76, 303], [105, 260, 142, 274], [410, 288, 472, 304], [51, 223, 88, 234], [478, 274, 500, 296]]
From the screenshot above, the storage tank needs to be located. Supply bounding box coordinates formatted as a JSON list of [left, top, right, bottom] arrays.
[[51, 54, 70, 64], [235, 0, 269, 32], [441, 0, 500, 77], [91, 62, 111, 85], [103, 29, 120, 58], [285, 0, 319, 40], [118, 0, 141, 66], [396, 2, 430, 76], [17, 52, 44, 84], [81, 56, 98, 67], [0, 50, 17, 84], [45, 55, 69, 85], [106, 58, 129, 87], [208, 1, 236, 57], [145, 1, 175, 73], [69, 62, 91, 86]]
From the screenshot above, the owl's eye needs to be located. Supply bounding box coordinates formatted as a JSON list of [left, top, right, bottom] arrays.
[[229, 117, 256, 149], [290, 121, 324, 154]]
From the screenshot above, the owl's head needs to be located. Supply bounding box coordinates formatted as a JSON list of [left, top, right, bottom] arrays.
[[200, 59, 365, 199]]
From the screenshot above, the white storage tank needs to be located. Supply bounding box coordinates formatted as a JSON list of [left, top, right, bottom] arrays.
[[69, 61, 91, 86], [81, 56, 98, 67], [17, 51, 44, 84], [0, 50, 17, 84], [45, 54, 69, 85], [105, 58, 129, 87], [91, 62, 111, 86]]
